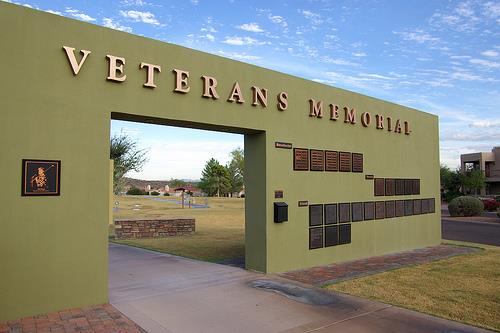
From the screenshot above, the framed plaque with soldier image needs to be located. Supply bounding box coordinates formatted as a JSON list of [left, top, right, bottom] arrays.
[[22, 159, 61, 196]]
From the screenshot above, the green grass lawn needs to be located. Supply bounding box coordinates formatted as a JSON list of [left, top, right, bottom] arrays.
[[111, 195, 245, 262], [326, 241, 500, 332]]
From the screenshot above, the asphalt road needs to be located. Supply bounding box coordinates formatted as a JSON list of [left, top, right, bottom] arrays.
[[442, 219, 500, 246]]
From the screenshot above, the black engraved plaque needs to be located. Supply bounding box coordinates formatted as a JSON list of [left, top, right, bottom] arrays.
[[404, 179, 413, 195], [352, 202, 364, 222], [309, 204, 324, 226], [339, 224, 351, 245], [339, 203, 351, 223], [385, 178, 395, 196], [413, 199, 422, 215], [395, 200, 405, 217], [429, 198, 435, 213], [22, 159, 61, 196], [325, 225, 339, 247], [375, 201, 385, 219], [374, 178, 385, 196], [364, 202, 375, 220], [294, 148, 309, 171], [309, 227, 324, 249], [412, 179, 420, 195], [324, 204, 338, 225], [339, 152, 352, 172], [310, 149, 325, 171], [352, 153, 363, 173], [421, 199, 430, 214], [325, 150, 339, 171], [404, 199, 414, 216], [385, 201, 395, 218], [395, 179, 405, 195]]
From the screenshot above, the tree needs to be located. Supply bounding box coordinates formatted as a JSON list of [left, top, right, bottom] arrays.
[[169, 178, 188, 188], [440, 165, 461, 202], [199, 158, 231, 197], [226, 148, 244, 195], [110, 134, 147, 194], [460, 168, 486, 195]]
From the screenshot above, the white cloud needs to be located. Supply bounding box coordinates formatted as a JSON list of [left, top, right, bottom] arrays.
[[45, 9, 62, 15], [65, 8, 96, 22], [469, 58, 500, 68], [481, 50, 499, 57], [322, 57, 357, 66], [190, 0, 199, 5], [222, 36, 267, 46], [202, 34, 215, 42], [268, 14, 287, 28], [238, 22, 264, 33], [298, 9, 322, 25], [352, 52, 366, 57], [120, 10, 159, 25], [469, 120, 500, 128], [102, 18, 133, 33], [483, 1, 500, 20], [394, 29, 439, 43], [120, 0, 149, 6], [450, 55, 471, 59], [217, 50, 261, 61]]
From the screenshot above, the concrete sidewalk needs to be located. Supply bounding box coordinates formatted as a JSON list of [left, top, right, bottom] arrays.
[[109, 243, 493, 333]]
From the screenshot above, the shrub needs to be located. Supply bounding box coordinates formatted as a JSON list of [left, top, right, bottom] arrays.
[[150, 191, 160, 196], [497, 208, 500, 218], [448, 196, 484, 217], [126, 187, 147, 195], [482, 199, 499, 211], [164, 192, 170, 196]]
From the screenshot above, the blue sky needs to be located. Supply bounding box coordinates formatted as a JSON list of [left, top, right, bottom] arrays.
[[6, 0, 500, 180]]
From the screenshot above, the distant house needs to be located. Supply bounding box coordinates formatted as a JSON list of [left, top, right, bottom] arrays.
[[172, 186, 202, 197], [460, 146, 500, 195]]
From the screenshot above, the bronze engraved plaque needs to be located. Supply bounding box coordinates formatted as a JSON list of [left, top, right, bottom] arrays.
[[352, 153, 363, 173], [421, 199, 430, 214], [339, 224, 351, 245], [293, 148, 309, 171], [339, 203, 351, 223], [325, 225, 339, 247], [429, 198, 435, 213], [339, 152, 352, 172], [324, 204, 338, 225], [395, 200, 405, 217], [310, 149, 325, 171], [375, 201, 385, 219], [412, 179, 420, 195], [298, 200, 309, 207], [309, 227, 324, 249], [364, 202, 375, 220], [385, 178, 395, 196], [404, 179, 413, 195], [413, 199, 422, 215], [385, 201, 396, 218], [325, 150, 339, 171], [352, 202, 364, 222], [395, 179, 405, 195], [309, 204, 323, 226], [374, 178, 385, 196], [404, 199, 414, 216], [274, 190, 283, 199]]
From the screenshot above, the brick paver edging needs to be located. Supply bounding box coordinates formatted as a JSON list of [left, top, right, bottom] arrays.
[[279, 244, 479, 287], [0, 303, 146, 333]]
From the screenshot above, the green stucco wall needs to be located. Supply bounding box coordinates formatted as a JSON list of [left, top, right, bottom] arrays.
[[0, 2, 440, 321]]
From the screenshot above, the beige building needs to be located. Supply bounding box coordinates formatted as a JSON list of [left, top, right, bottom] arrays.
[[460, 147, 500, 195]]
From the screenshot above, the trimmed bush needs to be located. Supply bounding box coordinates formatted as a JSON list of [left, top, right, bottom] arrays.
[[448, 196, 484, 217], [164, 192, 170, 196], [126, 187, 147, 195], [150, 191, 160, 196]]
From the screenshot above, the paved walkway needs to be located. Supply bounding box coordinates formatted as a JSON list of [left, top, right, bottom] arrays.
[[109, 243, 492, 333], [0, 303, 145, 333], [280, 244, 478, 286]]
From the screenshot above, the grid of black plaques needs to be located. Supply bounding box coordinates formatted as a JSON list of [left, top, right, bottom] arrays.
[[309, 203, 351, 250], [308, 198, 436, 250]]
